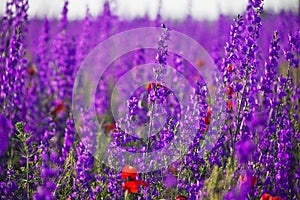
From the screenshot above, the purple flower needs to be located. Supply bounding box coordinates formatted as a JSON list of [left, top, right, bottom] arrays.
[[235, 139, 255, 164], [61, 116, 75, 162], [154, 24, 170, 83], [260, 31, 280, 95], [164, 172, 177, 188], [34, 186, 53, 200], [224, 170, 257, 200], [284, 31, 300, 68], [0, 114, 10, 156]]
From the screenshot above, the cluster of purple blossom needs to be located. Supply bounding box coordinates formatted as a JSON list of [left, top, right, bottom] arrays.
[[0, 0, 299, 199]]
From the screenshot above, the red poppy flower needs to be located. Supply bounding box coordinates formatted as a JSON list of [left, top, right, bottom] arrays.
[[261, 193, 271, 200], [203, 106, 212, 125], [227, 86, 233, 96], [27, 65, 37, 76], [51, 100, 65, 116], [195, 59, 205, 68], [239, 174, 257, 188], [122, 180, 149, 194], [206, 106, 211, 118], [146, 83, 152, 92], [250, 176, 257, 187], [240, 174, 247, 182], [260, 193, 283, 200], [122, 165, 138, 180], [176, 195, 188, 200], [104, 123, 115, 133], [227, 63, 233, 72], [271, 197, 283, 200], [204, 117, 210, 125], [169, 164, 179, 174], [227, 101, 233, 110], [145, 82, 162, 92]]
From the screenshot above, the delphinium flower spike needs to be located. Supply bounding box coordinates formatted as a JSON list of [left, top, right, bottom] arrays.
[[154, 23, 170, 84]]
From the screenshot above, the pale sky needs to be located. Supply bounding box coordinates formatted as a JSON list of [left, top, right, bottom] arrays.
[[0, 0, 298, 21]]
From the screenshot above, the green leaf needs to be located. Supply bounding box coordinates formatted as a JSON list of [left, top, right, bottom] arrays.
[[15, 122, 25, 135]]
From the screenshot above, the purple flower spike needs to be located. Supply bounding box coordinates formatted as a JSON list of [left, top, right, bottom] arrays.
[[0, 114, 10, 156]]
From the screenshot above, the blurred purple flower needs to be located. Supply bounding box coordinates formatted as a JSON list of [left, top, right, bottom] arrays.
[[224, 170, 257, 200], [34, 186, 53, 200], [235, 139, 255, 164], [164, 172, 177, 188], [0, 114, 10, 156]]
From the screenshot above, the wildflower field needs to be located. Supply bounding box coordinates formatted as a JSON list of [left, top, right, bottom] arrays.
[[0, 0, 299, 199]]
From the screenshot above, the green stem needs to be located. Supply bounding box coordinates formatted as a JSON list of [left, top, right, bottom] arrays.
[[124, 190, 128, 200], [148, 101, 155, 140], [234, 65, 250, 143], [25, 143, 30, 200], [145, 100, 155, 168], [229, 127, 235, 171]]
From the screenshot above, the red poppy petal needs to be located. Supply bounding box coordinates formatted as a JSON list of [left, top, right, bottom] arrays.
[[122, 165, 138, 180], [260, 193, 271, 200]]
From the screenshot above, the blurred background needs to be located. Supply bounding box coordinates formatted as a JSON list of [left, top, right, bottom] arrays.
[[0, 0, 299, 21]]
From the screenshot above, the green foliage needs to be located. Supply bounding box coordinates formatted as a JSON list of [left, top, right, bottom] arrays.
[[11, 122, 40, 199], [55, 149, 76, 199], [202, 157, 237, 200]]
